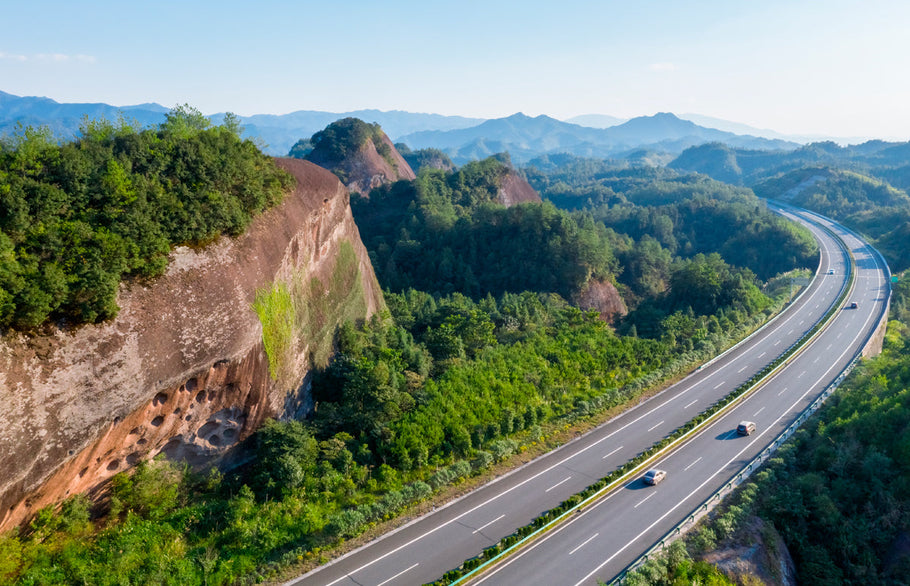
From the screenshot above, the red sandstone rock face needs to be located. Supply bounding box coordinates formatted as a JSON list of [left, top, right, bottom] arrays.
[[497, 171, 542, 207], [572, 279, 628, 321], [0, 159, 383, 531], [336, 134, 416, 196]]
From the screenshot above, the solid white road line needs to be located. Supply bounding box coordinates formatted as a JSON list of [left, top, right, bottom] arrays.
[[472, 515, 506, 535], [545, 477, 572, 493], [376, 563, 419, 586], [569, 533, 600, 556]]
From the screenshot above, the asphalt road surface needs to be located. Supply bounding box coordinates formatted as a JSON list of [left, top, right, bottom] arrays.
[[288, 206, 888, 586]]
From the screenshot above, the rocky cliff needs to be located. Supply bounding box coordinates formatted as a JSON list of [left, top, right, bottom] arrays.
[[306, 119, 416, 196], [497, 169, 542, 207], [0, 158, 384, 531], [571, 279, 628, 321]]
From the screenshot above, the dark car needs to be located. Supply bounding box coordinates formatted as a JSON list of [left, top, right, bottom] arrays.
[[643, 469, 667, 485], [737, 421, 756, 436], [850, 301, 859, 309]]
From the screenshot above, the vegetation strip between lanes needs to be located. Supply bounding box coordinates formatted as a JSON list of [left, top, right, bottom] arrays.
[[437, 216, 854, 586]]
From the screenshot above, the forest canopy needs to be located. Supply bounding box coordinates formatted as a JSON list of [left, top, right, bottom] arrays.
[[0, 106, 293, 329]]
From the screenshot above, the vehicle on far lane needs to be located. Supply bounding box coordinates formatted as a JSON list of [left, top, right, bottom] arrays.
[[850, 301, 859, 309], [736, 421, 756, 436], [828, 269, 835, 275], [643, 469, 666, 485]]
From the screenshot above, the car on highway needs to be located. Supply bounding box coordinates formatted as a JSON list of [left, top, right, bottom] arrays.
[[850, 301, 859, 309], [828, 269, 835, 274], [643, 469, 666, 485], [736, 421, 756, 436]]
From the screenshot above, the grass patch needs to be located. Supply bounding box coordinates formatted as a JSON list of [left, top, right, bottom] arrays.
[[253, 240, 371, 380], [253, 282, 296, 380]]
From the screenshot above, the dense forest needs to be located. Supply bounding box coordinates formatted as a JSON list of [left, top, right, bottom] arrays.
[[353, 157, 618, 300], [0, 137, 820, 584], [670, 140, 910, 273], [0, 107, 292, 330]]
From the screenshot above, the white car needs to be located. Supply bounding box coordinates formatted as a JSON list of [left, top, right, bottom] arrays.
[[643, 469, 667, 485]]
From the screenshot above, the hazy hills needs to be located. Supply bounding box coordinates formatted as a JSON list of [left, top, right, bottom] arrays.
[[669, 140, 910, 186], [1, 91, 802, 162], [0, 91, 482, 155], [399, 112, 798, 164]]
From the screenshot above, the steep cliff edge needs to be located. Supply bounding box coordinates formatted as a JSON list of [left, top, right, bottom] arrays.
[[0, 158, 383, 531]]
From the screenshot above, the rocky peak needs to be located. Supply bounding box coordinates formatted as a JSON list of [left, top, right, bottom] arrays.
[[305, 117, 416, 196]]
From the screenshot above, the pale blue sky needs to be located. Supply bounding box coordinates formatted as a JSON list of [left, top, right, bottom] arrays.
[[3, 0, 908, 138]]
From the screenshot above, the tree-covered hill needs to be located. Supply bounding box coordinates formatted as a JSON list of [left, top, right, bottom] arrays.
[[523, 157, 819, 283], [295, 117, 416, 194], [754, 167, 910, 271], [0, 107, 293, 330], [352, 156, 616, 300]]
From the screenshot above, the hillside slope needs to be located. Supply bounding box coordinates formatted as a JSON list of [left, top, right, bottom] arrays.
[[0, 159, 383, 531]]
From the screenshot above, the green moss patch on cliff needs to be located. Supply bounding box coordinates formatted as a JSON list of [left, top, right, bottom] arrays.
[[253, 282, 296, 381], [299, 240, 368, 369], [253, 240, 369, 381]]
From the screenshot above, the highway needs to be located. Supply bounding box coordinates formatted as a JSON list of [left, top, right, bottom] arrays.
[[288, 207, 887, 586], [468, 207, 890, 585]]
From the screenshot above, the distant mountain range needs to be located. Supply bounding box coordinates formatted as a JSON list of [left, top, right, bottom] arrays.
[[0, 91, 482, 156], [398, 112, 799, 164], [1, 90, 815, 161]]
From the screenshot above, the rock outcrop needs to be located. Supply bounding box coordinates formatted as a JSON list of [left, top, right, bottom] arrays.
[[305, 119, 416, 196], [338, 133, 416, 196], [701, 516, 797, 585], [496, 170, 542, 207], [0, 158, 384, 531], [571, 278, 628, 321]]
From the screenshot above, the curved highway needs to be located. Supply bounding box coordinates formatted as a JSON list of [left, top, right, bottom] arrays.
[[467, 207, 890, 585], [289, 207, 886, 586]]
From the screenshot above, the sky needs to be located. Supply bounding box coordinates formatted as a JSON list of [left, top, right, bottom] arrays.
[[3, 0, 909, 140]]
